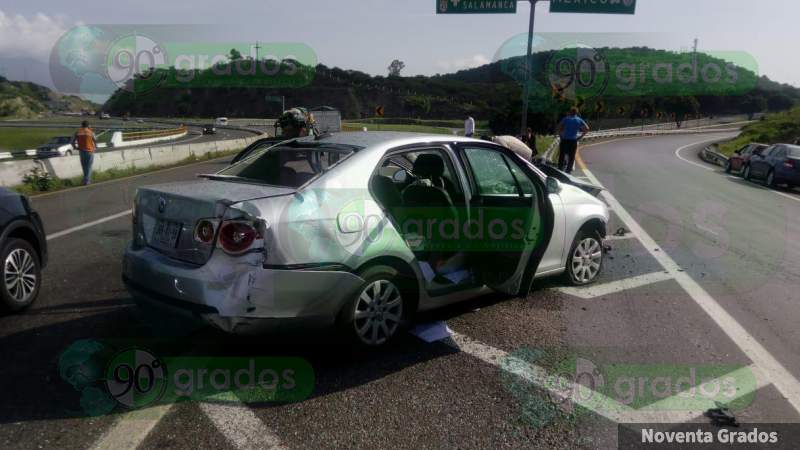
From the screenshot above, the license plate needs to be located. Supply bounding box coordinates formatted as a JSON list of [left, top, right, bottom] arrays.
[[153, 219, 182, 248]]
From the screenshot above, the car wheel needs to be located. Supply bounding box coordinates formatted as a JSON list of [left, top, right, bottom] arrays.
[[725, 160, 732, 173], [743, 165, 752, 181], [340, 265, 407, 348], [565, 230, 604, 286], [0, 238, 41, 312], [766, 170, 776, 188], [66, 150, 73, 157]]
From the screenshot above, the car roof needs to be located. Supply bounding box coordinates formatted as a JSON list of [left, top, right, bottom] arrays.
[[291, 131, 488, 152]]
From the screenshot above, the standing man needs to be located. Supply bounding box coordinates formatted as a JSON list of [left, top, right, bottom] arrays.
[[464, 115, 475, 138], [522, 127, 537, 156], [557, 107, 589, 173], [71, 121, 97, 185]]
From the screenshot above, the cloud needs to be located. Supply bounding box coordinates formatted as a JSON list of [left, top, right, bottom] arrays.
[[436, 54, 491, 72], [0, 10, 70, 61]]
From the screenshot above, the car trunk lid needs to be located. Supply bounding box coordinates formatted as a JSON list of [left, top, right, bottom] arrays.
[[136, 179, 294, 264]]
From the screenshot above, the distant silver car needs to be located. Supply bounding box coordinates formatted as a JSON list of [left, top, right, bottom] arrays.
[[123, 132, 608, 346], [36, 136, 74, 158]]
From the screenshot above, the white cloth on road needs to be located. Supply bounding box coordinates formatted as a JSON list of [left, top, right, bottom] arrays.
[[492, 135, 534, 161]]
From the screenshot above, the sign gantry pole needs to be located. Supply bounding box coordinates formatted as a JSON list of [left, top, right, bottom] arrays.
[[520, 0, 538, 136]]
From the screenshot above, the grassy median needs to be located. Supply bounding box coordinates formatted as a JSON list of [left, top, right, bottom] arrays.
[[13, 148, 244, 197]]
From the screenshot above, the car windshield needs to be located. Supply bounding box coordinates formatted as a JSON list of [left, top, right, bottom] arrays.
[[788, 146, 800, 158], [215, 145, 352, 188]]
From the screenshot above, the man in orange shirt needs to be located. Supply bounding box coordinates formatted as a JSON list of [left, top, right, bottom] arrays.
[[71, 121, 97, 185]]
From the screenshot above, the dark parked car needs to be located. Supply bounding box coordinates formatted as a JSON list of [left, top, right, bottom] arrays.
[[744, 144, 800, 188], [0, 188, 47, 312], [726, 143, 768, 174], [202, 124, 217, 135]]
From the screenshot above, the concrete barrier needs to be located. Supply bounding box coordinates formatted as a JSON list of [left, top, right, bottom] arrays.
[[1, 135, 261, 187], [0, 159, 40, 187]]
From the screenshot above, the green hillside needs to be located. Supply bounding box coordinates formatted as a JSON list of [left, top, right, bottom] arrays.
[[719, 107, 800, 155], [103, 48, 800, 135], [0, 76, 98, 119]]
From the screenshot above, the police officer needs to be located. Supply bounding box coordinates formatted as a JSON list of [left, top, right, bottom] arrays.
[[71, 121, 97, 185]]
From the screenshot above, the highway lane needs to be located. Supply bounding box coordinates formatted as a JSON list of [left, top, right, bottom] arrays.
[[575, 134, 800, 418]]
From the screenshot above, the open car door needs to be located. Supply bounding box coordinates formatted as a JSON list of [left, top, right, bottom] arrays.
[[455, 143, 554, 296]]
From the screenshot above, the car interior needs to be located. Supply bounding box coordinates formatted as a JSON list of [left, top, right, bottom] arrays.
[[370, 146, 540, 294], [222, 145, 349, 188]]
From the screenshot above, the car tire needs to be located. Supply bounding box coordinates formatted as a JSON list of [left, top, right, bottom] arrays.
[[0, 238, 41, 312], [743, 165, 752, 181], [766, 170, 777, 188], [338, 265, 409, 348], [565, 229, 604, 286], [66, 150, 73, 157], [725, 160, 732, 173]]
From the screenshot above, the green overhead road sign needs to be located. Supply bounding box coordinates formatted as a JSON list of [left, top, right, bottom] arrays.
[[437, 0, 517, 14], [550, 0, 637, 15], [265, 95, 283, 102]]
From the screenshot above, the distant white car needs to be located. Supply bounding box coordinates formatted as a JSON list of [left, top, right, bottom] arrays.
[[36, 137, 74, 158], [214, 117, 229, 126]]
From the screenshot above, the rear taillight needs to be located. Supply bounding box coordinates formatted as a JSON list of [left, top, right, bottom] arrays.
[[194, 219, 217, 244], [784, 159, 796, 168], [218, 221, 259, 254]]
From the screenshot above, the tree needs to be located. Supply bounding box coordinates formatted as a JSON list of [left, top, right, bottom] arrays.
[[659, 96, 700, 128], [228, 48, 243, 62], [740, 95, 767, 120], [387, 59, 405, 77], [767, 93, 794, 112]]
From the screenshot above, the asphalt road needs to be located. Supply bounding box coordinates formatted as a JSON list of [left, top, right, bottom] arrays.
[[2, 132, 800, 449]]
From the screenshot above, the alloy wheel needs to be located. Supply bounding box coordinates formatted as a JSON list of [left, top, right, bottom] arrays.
[[4, 248, 37, 304], [353, 279, 403, 346], [767, 171, 775, 187], [571, 238, 602, 284]]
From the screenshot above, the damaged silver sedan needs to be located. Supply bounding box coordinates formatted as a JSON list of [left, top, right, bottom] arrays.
[[123, 132, 608, 347]]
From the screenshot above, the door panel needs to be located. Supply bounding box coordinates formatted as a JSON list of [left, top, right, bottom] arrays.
[[457, 145, 551, 295]]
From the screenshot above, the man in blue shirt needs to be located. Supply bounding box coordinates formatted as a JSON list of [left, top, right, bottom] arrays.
[[557, 107, 590, 173]]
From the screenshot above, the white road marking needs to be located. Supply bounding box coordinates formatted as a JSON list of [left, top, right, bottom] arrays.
[[605, 234, 635, 241], [199, 400, 287, 449], [449, 331, 759, 424], [773, 190, 800, 204], [696, 224, 720, 237], [555, 271, 673, 299], [90, 404, 173, 450], [674, 137, 731, 171], [46, 210, 132, 241], [580, 149, 800, 415]]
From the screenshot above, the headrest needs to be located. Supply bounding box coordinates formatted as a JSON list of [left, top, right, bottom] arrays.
[[370, 176, 402, 207], [413, 154, 445, 179]]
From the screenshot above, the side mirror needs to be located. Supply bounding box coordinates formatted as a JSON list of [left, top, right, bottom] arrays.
[[546, 177, 562, 194], [392, 170, 408, 184]]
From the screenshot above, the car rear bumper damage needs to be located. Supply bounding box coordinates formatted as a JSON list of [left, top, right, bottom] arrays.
[[122, 244, 364, 334]]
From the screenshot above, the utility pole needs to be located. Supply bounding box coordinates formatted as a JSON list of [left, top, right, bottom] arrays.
[[254, 41, 262, 61], [520, 0, 538, 136]]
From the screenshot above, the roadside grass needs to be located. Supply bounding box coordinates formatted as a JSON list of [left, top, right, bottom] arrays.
[[0, 127, 75, 151], [13, 148, 243, 197], [718, 107, 800, 156]]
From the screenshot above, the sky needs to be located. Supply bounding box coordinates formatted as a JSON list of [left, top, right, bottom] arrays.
[[0, 0, 798, 91]]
